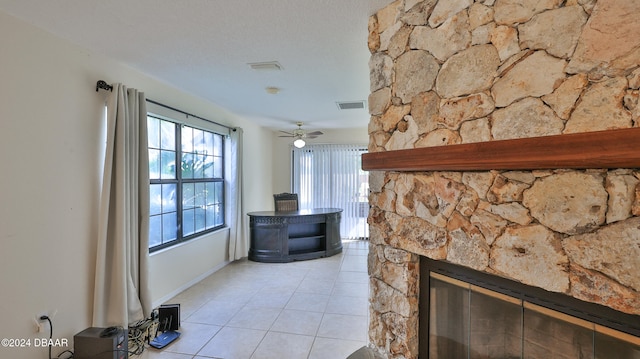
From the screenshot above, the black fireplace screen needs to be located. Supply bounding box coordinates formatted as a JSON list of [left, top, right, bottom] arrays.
[[427, 272, 640, 359]]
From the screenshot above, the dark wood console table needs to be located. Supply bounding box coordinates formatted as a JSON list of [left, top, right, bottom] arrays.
[[247, 208, 343, 263]]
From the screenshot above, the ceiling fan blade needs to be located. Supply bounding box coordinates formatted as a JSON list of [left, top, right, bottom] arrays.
[[279, 130, 294, 135], [306, 131, 323, 136], [306, 135, 319, 139], [278, 135, 295, 138]]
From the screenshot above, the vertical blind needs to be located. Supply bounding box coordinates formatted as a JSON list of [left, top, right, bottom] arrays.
[[292, 144, 369, 239]]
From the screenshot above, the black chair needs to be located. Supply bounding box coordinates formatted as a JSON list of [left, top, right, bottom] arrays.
[[273, 193, 299, 212]]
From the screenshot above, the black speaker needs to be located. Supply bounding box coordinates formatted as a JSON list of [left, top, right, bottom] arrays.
[[74, 327, 128, 359]]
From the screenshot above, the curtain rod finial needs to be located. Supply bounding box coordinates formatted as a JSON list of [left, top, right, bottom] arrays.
[[96, 80, 113, 92]]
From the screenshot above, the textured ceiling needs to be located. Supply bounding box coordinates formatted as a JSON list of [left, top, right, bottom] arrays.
[[0, 0, 392, 131]]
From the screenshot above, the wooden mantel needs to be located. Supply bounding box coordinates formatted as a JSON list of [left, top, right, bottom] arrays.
[[362, 127, 640, 172]]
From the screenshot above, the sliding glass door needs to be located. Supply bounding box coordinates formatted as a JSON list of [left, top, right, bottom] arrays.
[[292, 144, 369, 239]]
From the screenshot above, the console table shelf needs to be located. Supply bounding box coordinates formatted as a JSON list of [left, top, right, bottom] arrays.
[[247, 208, 342, 263], [290, 235, 325, 241]]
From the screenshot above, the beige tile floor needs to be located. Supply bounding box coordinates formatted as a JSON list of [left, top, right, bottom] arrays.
[[140, 240, 370, 359]]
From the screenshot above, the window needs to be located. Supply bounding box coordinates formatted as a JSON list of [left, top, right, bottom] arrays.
[[147, 115, 225, 252]]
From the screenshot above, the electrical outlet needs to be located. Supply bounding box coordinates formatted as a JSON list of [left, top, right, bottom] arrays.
[[35, 314, 45, 333], [34, 310, 57, 333], [33, 317, 42, 333]]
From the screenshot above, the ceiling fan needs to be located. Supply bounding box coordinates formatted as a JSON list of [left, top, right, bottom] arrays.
[[279, 122, 323, 148]]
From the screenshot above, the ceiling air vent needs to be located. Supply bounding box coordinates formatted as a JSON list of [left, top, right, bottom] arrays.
[[248, 61, 283, 71], [336, 101, 366, 110]]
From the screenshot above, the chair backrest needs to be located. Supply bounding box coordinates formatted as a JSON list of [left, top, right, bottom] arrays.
[[273, 193, 299, 212]]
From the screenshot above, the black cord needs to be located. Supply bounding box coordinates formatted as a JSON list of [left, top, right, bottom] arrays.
[[40, 316, 52, 359], [40, 316, 75, 359], [55, 349, 74, 359]]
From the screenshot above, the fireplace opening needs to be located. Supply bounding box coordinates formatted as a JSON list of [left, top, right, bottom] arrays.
[[419, 258, 640, 358]]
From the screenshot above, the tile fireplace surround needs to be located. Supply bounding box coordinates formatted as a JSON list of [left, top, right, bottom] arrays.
[[364, 0, 640, 358]]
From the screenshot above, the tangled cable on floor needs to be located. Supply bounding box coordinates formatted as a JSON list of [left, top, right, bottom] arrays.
[[128, 315, 159, 356]]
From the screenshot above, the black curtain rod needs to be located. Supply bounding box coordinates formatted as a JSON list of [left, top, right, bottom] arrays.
[[146, 99, 236, 132], [95, 80, 236, 131]]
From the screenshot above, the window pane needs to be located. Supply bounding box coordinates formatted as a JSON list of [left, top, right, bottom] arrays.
[[215, 204, 224, 226], [206, 205, 215, 229], [149, 215, 162, 248], [193, 128, 205, 153], [194, 154, 205, 178], [150, 184, 162, 215], [214, 159, 223, 178], [182, 153, 194, 179], [162, 212, 177, 242], [183, 209, 195, 237], [149, 149, 160, 180], [214, 134, 222, 157], [204, 131, 214, 151], [162, 184, 177, 212], [147, 117, 160, 149], [204, 155, 214, 178], [161, 150, 176, 179], [160, 120, 175, 150], [195, 207, 206, 232], [183, 183, 195, 209], [206, 182, 217, 206], [215, 181, 223, 204], [195, 183, 206, 207], [181, 126, 193, 153]]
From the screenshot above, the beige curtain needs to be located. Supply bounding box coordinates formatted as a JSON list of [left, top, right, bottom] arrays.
[[93, 84, 151, 327], [227, 128, 247, 260], [292, 144, 369, 239]]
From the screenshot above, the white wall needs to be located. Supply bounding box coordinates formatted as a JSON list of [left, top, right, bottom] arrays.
[[0, 10, 273, 359], [271, 128, 369, 196]]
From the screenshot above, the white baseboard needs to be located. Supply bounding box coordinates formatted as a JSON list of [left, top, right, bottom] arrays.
[[151, 260, 231, 308]]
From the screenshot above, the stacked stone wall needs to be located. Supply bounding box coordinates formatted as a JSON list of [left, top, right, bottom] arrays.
[[366, 1, 640, 358]]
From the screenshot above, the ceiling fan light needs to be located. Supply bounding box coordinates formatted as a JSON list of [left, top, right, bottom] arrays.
[[293, 139, 306, 148], [265, 86, 280, 94]]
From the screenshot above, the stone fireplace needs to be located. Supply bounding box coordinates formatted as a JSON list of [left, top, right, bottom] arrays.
[[364, 1, 640, 358]]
